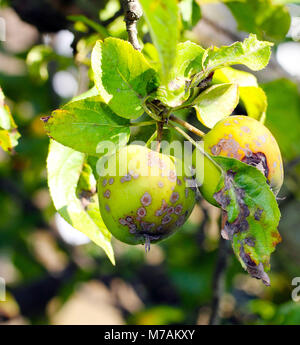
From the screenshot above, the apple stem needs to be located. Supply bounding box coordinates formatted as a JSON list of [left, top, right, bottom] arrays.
[[156, 121, 164, 152], [144, 235, 151, 253], [168, 122, 223, 174], [146, 130, 158, 148], [130, 121, 156, 127], [169, 114, 205, 138]]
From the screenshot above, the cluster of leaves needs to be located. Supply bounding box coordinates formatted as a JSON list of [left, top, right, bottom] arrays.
[[1, 0, 300, 326], [40, 0, 282, 285], [24, 0, 298, 84]]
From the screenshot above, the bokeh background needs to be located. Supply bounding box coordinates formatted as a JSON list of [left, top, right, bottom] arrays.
[[0, 0, 300, 325]]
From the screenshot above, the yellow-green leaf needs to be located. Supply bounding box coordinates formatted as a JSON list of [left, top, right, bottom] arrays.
[[239, 86, 267, 122], [47, 140, 115, 264], [139, 0, 180, 83], [213, 67, 267, 122], [91, 38, 159, 119], [43, 95, 130, 156], [193, 83, 239, 128]]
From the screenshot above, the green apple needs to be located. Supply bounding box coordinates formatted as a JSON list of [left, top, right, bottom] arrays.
[[98, 145, 196, 246], [193, 115, 284, 206]]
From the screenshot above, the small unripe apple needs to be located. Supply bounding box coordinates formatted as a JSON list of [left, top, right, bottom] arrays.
[[193, 116, 284, 206], [98, 145, 196, 246]]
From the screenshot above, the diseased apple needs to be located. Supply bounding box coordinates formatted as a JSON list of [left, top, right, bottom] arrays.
[[98, 145, 197, 248], [193, 116, 284, 206]]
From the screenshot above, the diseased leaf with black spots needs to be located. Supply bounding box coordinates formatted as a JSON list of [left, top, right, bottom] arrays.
[[213, 156, 281, 286], [47, 140, 115, 264]]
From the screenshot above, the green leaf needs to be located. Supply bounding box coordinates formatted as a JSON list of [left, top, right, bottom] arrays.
[[193, 83, 239, 128], [193, 34, 273, 86], [47, 140, 115, 264], [213, 67, 258, 87], [239, 86, 267, 122], [91, 37, 159, 119], [155, 41, 205, 107], [67, 86, 99, 103], [76, 162, 111, 240], [0, 88, 20, 152], [139, 0, 180, 82], [43, 95, 130, 156], [180, 0, 202, 30], [261, 79, 300, 160], [175, 41, 206, 78], [213, 67, 267, 121], [213, 156, 281, 286], [226, 0, 291, 42], [205, 33, 273, 71], [142, 43, 161, 72]]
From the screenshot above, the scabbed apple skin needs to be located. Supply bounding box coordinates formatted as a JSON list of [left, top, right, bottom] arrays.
[[193, 116, 284, 207], [98, 145, 196, 245]]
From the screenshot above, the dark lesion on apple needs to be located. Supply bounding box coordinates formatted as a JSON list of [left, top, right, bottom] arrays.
[[242, 151, 269, 180]]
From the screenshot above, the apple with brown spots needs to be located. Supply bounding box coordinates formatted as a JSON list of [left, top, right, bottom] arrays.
[[193, 115, 284, 206], [98, 145, 197, 248]]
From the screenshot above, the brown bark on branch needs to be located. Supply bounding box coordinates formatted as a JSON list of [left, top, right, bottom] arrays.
[[123, 0, 143, 51]]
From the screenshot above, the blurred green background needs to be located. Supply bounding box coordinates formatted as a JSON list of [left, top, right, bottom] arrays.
[[0, 0, 300, 325]]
